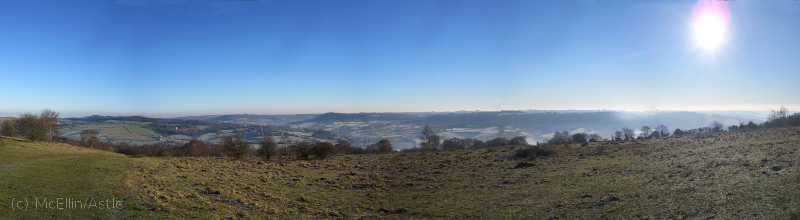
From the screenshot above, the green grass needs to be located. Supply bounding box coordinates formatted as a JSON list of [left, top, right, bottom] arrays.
[[0, 138, 163, 219], [121, 121, 155, 137]]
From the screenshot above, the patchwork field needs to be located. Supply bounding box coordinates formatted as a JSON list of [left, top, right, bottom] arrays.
[[2, 127, 800, 219], [59, 121, 158, 144]]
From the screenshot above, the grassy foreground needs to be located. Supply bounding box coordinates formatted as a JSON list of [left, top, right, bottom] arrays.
[[3, 127, 800, 219], [0, 138, 148, 219]]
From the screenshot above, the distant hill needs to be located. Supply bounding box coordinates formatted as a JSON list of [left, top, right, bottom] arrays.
[[421, 111, 739, 128], [177, 114, 319, 125], [162, 110, 767, 149], [299, 112, 419, 123]]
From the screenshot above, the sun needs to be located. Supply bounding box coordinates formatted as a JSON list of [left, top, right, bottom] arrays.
[[691, 0, 730, 50], [694, 15, 725, 49]]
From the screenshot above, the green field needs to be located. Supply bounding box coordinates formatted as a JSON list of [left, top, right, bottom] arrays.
[[59, 121, 157, 144], [3, 127, 800, 218]]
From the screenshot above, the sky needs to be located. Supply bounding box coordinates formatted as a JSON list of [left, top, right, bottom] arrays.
[[1, 0, 798, 117]]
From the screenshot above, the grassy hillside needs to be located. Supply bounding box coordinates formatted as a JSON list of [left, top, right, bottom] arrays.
[[0, 138, 138, 218], [121, 127, 800, 219], [2, 127, 800, 219]]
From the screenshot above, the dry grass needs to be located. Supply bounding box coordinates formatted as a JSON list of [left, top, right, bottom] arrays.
[[118, 127, 800, 219]]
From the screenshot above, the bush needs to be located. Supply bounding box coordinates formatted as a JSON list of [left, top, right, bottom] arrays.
[[334, 138, 364, 155], [16, 113, 48, 141], [1, 119, 17, 137], [220, 133, 251, 160], [486, 137, 508, 148], [402, 147, 424, 153], [513, 146, 554, 160], [257, 134, 277, 161], [571, 133, 587, 143], [311, 141, 335, 159], [508, 136, 528, 146], [673, 128, 684, 137], [367, 139, 393, 153], [178, 140, 218, 157], [80, 129, 100, 148], [292, 139, 312, 160]]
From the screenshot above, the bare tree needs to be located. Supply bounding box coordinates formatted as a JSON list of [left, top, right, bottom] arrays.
[[650, 131, 661, 138], [1, 118, 17, 137], [552, 131, 563, 144], [419, 125, 440, 152], [280, 136, 293, 156], [220, 133, 250, 160], [655, 124, 668, 137], [441, 138, 458, 151], [371, 139, 393, 153], [614, 131, 623, 141], [710, 121, 724, 132], [588, 133, 603, 142], [17, 113, 48, 141], [768, 106, 789, 127], [257, 134, 277, 161], [311, 141, 335, 159], [80, 129, 100, 149], [293, 138, 312, 160], [508, 136, 528, 146], [40, 109, 59, 142], [334, 138, 362, 155], [622, 127, 635, 141], [639, 126, 652, 139]]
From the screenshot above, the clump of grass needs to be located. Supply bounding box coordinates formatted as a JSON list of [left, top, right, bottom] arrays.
[[513, 146, 554, 160]]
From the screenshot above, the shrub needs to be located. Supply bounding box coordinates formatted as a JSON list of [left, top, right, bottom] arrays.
[[292, 139, 312, 160], [178, 140, 218, 157], [334, 138, 364, 155], [509, 136, 529, 146], [513, 146, 554, 160], [402, 147, 424, 153], [311, 141, 335, 159], [220, 133, 251, 160], [1, 119, 17, 137], [16, 113, 48, 141], [80, 129, 100, 148], [257, 134, 277, 161], [367, 139, 393, 153], [571, 133, 587, 143], [673, 128, 684, 137], [486, 137, 508, 148]]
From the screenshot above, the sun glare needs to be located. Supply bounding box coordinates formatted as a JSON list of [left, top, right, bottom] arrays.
[[694, 15, 725, 49], [692, 0, 730, 50]]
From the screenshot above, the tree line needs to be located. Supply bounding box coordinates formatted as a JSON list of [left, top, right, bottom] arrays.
[[542, 106, 800, 145], [1, 109, 60, 142], [4, 107, 799, 161], [403, 125, 531, 152]]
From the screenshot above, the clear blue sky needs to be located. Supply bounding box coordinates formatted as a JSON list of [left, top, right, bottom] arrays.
[[1, 0, 798, 117]]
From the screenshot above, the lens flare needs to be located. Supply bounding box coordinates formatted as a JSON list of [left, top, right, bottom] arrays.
[[692, 0, 730, 50]]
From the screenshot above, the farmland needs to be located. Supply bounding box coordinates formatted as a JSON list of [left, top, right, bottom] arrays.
[[59, 120, 159, 145], [2, 127, 800, 218], [56, 117, 338, 147]]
